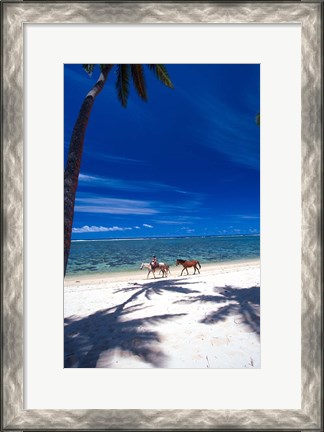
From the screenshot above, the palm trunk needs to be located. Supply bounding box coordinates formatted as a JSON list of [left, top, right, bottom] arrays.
[[64, 67, 111, 276]]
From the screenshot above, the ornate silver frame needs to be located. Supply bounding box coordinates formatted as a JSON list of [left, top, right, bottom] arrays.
[[1, 1, 322, 430]]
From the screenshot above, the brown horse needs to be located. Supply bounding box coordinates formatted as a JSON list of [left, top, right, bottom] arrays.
[[176, 259, 201, 276]]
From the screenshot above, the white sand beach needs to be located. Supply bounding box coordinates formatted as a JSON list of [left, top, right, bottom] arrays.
[[64, 260, 260, 368]]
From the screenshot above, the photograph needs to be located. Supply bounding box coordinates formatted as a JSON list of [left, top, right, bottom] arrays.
[[64, 63, 260, 368]]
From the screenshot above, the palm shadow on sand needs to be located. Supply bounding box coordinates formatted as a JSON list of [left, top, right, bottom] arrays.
[[115, 278, 201, 299], [64, 278, 196, 368], [175, 285, 260, 337]]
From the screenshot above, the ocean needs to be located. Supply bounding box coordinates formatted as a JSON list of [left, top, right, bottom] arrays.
[[66, 234, 260, 277]]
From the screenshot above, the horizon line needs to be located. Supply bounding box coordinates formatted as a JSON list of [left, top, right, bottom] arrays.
[[71, 233, 260, 242]]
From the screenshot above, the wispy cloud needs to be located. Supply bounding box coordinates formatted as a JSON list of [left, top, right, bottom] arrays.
[[72, 225, 133, 233], [143, 224, 153, 228], [236, 215, 260, 220], [83, 150, 147, 166], [75, 197, 158, 215], [78, 174, 142, 191], [74, 190, 204, 218], [249, 228, 259, 233], [154, 215, 202, 225], [78, 173, 190, 195], [190, 92, 259, 170], [154, 220, 189, 225], [181, 227, 195, 234]]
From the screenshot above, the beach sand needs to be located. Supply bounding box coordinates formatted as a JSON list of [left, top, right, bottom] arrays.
[[64, 260, 260, 368]]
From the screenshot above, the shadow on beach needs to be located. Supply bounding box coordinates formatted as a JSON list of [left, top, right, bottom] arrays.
[[114, 277, 201, 299], [65, 277, 260, 368], [64, 278, 198, 368], [175, 285, 260, 337]]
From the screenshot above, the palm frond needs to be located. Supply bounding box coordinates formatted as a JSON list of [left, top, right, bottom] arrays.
[[115, 64, 131, 107], [82, 64, 95, 77], [148, 64, 174, 89], [99, 64, 113, 74], [131, 64, 147, 101]]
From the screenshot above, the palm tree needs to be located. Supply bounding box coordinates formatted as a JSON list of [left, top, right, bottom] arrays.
[[64, 64, 173, 275]]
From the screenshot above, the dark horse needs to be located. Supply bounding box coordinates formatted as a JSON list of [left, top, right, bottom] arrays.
[[176, 259, 201, 276]]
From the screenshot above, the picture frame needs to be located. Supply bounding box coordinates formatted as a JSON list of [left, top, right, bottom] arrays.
[[1, 1, 322, 430]]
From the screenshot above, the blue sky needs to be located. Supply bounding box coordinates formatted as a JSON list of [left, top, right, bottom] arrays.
[[64, 64, 260, 240]]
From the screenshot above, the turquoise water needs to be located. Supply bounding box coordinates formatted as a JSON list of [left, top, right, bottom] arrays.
[[66, 235, 260, 277]]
